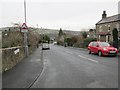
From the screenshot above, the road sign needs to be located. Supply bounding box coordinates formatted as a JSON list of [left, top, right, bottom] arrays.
[[21, 23, 28, 32]]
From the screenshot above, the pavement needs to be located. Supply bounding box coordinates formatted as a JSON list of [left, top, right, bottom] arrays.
[[31, 44, 118, 88], [3, 44, 118, 88], [2, 46, 43, 88]]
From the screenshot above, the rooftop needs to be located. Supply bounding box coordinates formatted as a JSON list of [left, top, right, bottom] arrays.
[[96, 14, 120, 25]]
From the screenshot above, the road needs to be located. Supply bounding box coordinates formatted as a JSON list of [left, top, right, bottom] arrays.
[[31, 44, 118, 88]]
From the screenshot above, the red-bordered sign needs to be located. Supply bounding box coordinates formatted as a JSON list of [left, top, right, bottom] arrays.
[[21, 23, 28, 32]]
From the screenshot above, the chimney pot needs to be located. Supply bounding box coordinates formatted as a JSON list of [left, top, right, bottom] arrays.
[[102, 10, 107, 19]]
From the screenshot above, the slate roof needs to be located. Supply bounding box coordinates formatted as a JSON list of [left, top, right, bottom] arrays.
[[96, 14, 120, 25]]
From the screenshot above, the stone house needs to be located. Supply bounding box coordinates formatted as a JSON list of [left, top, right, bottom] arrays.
[[96, 11, 120, 44], [87, 29, 96, 38]]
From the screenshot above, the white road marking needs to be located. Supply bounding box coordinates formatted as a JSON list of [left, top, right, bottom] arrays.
[[78, 55, 98, 63]]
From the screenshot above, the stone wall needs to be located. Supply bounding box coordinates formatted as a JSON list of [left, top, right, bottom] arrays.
[[1, 28, 40, 73], [2, 47, 25, 72]]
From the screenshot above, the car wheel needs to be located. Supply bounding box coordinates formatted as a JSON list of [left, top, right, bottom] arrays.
[[98, 51, 102, 56], [88, 49, 91, 54]]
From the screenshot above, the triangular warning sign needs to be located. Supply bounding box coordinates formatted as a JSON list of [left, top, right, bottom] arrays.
[[21, 23, 28, 29]]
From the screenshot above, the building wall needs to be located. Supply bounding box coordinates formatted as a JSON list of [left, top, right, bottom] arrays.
[[100, 35, 106, 42], [96, 21, 120, 42], [88, 31, 96, 38]]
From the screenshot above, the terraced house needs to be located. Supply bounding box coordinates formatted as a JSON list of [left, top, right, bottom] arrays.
[[96, 11, 120, 48]]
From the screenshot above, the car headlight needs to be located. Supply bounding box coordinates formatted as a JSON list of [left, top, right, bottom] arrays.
[[115, 48, 118, 51], [103, 48, 107, 50]]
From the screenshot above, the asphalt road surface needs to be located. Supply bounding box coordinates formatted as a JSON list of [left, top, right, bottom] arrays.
[[31, 44, 118, 88]]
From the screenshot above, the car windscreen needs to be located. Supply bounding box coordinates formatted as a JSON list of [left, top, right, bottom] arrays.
[[43, 43, 48, 45], [99, 42, 110, 47]]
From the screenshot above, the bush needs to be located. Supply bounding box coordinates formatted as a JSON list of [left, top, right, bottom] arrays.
[[57, 40, 64, 46], [64, 36, 78, 47], [2, 31, 24, 48], [2, 30, 40, 53], [83, 38, 97, 48], [64, 37, 72, 46]]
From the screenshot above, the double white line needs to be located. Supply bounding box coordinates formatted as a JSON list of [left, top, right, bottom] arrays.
[[78, 55, 98, 63]]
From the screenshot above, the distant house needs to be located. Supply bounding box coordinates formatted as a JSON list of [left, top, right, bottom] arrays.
[[87, 29, 96, 38], [96, 11, 120, 44]]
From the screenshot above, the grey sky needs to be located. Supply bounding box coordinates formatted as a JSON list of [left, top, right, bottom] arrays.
[[1, 0, 119, 31]]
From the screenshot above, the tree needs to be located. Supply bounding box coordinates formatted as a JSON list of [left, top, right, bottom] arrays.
[[89, 29, 94, 32], [83, 38, 97, 48], [42, 34, 50, 43], [57, 28, 64, 45], [82, 31, 87, 39], [64, 37, 72, 46], [112, 28, 118, 48], [64, 36, 78, 46], [71, 36, 77, 45], [58, 28, 63, 37]]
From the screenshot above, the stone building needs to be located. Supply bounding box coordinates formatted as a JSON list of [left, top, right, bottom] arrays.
[[96, 11, 120, 44], [87, 29, 96, 38]]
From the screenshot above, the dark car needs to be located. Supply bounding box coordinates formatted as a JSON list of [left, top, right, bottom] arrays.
[[88, 41, 118, 56]]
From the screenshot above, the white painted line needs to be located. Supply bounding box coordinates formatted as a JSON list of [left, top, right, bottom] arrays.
[[78, 55, 98, 63]]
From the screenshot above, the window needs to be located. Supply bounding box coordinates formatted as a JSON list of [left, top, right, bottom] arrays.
[[94, 42, 97, 46], [99, 42, 110, 47], [92, 42, 97, 46], [89, 42, 92, 46]]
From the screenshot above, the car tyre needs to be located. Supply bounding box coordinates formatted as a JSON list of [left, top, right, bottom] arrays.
[[88, 49, 91, 54], [98, 51, 102, 56]]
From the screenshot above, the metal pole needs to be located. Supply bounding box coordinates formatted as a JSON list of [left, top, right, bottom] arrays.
[[24, 0, 28, 57], [24, 0, 27, 23], [37, 24, 38, 29]]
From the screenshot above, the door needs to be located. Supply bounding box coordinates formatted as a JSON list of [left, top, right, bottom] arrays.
[[92, 42, 98, 53]]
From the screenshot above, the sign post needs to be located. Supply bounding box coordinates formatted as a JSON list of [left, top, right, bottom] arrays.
[[21, 23, 29, 57], [21, 23, 28, 32]]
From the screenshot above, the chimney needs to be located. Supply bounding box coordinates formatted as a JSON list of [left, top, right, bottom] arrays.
[[102, 10, 107, 19]]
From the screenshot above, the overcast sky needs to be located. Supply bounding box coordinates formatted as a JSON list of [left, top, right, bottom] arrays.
[[0, 0, 119, 31]]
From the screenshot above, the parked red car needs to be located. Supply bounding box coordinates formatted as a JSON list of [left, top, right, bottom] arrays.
[[88, 41, 118, 56]]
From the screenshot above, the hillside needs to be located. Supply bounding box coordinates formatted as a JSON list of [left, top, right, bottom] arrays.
[[0, 27, 80, 40]]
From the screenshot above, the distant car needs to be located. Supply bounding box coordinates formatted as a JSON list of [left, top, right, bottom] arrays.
[[42, 43, 50, 50], [88, 41, 118, 56], [53, 42, 57, 45]]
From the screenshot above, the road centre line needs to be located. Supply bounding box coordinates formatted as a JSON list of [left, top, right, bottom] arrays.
[[78, 55, 98, 63]]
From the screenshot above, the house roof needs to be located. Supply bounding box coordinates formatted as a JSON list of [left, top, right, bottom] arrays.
[[96, 14, 120, 25]]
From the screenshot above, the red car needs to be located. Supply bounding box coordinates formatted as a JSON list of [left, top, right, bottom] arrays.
[[88, 41, 118, 56]]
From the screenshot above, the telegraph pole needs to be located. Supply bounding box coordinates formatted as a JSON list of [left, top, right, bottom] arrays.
[[24, 0, 28, 57], [24, 0, 27, 23]]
